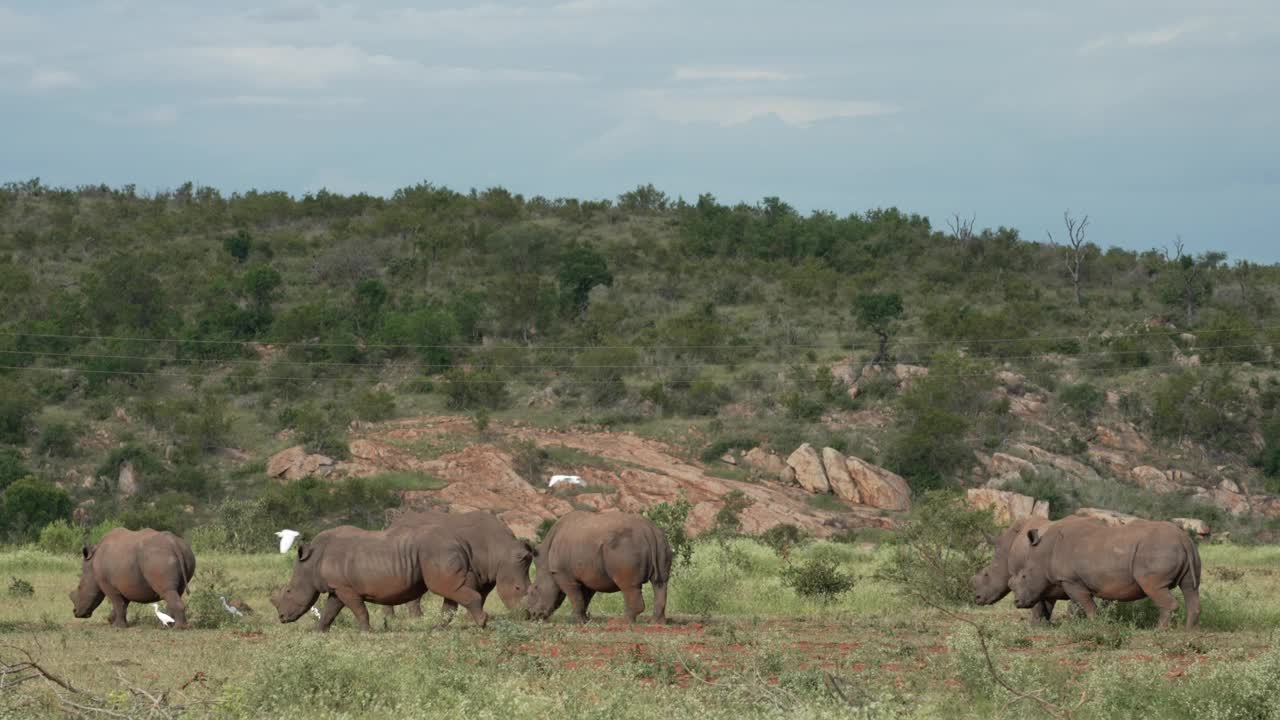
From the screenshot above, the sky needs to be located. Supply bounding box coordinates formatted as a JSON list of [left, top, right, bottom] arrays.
[[2, 1, 1278, 261]]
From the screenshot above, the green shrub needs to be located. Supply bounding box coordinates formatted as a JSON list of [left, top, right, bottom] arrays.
[[699, 435, 760, 463], [780, 556, 856, 603], [1057, 382, 1103, 424], [757, 523, 809, 556], [37, 519, 83, 554], [1, 477, 73, 541], [712, 490, 753, 536], [0, 379, 38, 444], [644, 497, 694, 568], [0, 449, 29, 492], [442, 368, 510, 411], [187, 563, 245, 629], [223, 229, 252, 262], [1150, 369, 1248, 449], [35, 421, 78, 457], [352, 389, 397, 422], [877, 491, 997, 606], [7, 576, 33, 598], [294, 404, 350, 459]]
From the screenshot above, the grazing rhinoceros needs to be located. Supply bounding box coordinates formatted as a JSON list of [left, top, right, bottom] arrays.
[[526, 511, 672, 624], [69, 528, 196, 629], [382, 511, 534, 622], [1009, 518, 1201, 629], [971, 516, 1102, 624], [270, 524, 489, 631]]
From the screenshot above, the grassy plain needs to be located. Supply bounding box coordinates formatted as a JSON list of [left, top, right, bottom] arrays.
[[3, 542, 1280, 719]]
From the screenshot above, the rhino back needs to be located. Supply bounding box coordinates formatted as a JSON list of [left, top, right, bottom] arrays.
[[394, 511, 521, 582], [1045, 520, 1197, 594], [93, 528, 186, 600], [549, 512, 671, 584]]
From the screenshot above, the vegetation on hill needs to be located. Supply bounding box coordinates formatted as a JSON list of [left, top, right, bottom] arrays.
[[1, 178, 1278, 543]]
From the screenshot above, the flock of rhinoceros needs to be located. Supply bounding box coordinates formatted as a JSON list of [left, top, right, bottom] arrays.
[[68, 510, 673, 630], [67, 508, 1202, 632]]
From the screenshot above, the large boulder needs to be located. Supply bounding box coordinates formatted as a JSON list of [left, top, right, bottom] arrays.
[[1094, 424, 1150, 454], [990, 453, 1035, 478], [845, 456, 911, 511], [116, 461, 138, 498], [1073, 507, 1140, 526], [965, 488, 1048, 525], [1192, 480, 1250, 515], [743, 447, 786, 476], [1010, 444, 1096, 481], [1172, 517, 1211, 540], [786, 444, 831, 494], [1130, 466, 1179, 494], [267, 445, 336, 482], [822, 448, 861, 503]]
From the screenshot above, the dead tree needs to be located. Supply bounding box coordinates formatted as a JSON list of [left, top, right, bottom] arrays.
[[1047, 211, 1089, 306], [946, 212, 976, 245]]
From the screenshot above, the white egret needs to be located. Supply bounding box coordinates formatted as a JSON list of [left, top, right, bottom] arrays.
[[311, 607, 322, 620], [219, 596, 244, 618], [152, 603, 175, 628], [276, 529, 301, 554], [548, 474, 584, 488]]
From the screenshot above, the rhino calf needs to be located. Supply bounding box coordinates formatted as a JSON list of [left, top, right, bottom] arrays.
[[971, 516, 1104, 625], [270, 524, 490, 631], [1009, 519, 1201, 629], [526, 511, 672, 625], [69, 528, 197, 629]]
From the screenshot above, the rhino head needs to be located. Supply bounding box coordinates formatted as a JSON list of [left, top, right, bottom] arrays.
[[970, 531, 1011, 605], [524, 546, 565, 621], [494, 540, 535, 618], [270, 542, 322, 623], [1009, 528, 1052, 609], [69, 544, 105, 619]]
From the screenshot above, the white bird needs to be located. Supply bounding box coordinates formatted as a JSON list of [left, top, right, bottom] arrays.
[[311, 607, 322, 620], [548, 474, 585, 488], [276, 529, 301, 554], [152, 603, 175, 628], [219, 596, 243, 618]]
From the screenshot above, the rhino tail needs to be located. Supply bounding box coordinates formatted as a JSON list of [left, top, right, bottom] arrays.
[[1176, 533, 1202, 590]]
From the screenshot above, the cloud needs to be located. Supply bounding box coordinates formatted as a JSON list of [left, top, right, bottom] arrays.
[[631, 91, 898, 128], [1080, 19, 1213, 53], [200, 95, 365, 108], [29, 68, 82, 91], [180, 43, 582, 90], [673, 67, 791, 82], [97, 105, 179, 127]]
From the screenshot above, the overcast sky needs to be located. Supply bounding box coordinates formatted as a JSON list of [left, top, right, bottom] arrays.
[[3, 1, 1278, 261]]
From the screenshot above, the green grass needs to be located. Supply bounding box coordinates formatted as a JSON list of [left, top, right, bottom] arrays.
[[6, 539, 1279, 718], [366, 471, 449, 492]]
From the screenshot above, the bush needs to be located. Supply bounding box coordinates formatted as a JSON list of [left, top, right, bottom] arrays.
[[352, 389, 397, 422], [1058, 383, 1103, 424], [758, 523, 808, 557], [1150, 369, 1248, 449], [781, 556, 856, 603], [223, 229, 252, 262], [294, 405, 350, 459], [0, 449, 29, 492], [441, 368, 510, 411], [644, 498, 694, 568], [7, 576, 34, 598], [0, 477, 73, 541], [877, 491, 998, 606], [38, 519, 83, 554], [0, 379, 38, 444], [187, 563, 245, 629], [712, 490, 754, 536], [35, 421, 78, 457]]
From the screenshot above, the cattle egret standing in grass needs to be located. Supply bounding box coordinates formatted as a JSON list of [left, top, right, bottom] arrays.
[[311, 607, 322, 620], [220, 596, 244, 618], [152, 603, 175, 628], [276, 529, 301, 553], [548, 475, 584, 488]]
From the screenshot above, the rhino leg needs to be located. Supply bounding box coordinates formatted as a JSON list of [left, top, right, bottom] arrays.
[[1138, 579, 1179, 630], [1028, 600, 1054, 626], [316, 594, 343, 633], [332, 587, 373, 631], [381, 604, 395, 618], [621, 586, 645, 624], [433, 586, 487, 628], [407, 597, 424, 618], [106, 592, 129, 629], [651, 582, 668, 625], [558, 581, 593, 624], [1061, 582, 1097, 620], [1181, 582, 1200, 629], [161, 590, 189, 629]]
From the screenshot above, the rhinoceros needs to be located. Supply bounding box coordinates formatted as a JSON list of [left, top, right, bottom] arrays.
[[270, 524, 489, 631], [69, 528, 196, 629], [1009, 518, 1201, 629], [382, 511, 533, 622], [971, 516, 1102, 624], [526, 511, 672, 624]]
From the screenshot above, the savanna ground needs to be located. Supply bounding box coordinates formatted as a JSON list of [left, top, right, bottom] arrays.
[[3, 540, 1280, 719]]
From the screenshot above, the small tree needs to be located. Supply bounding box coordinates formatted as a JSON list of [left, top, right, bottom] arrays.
[[853, 292, 905, 364], [781, 556, 856, 604], [877, 492, 997, 606], [1157, 237, 1224, 325], [222, 229, 252, 263], [1, 477, 73, 541], [557, 242, 613, 318], [644, 498, 694, 568], [1046, 211, 1089, 306]]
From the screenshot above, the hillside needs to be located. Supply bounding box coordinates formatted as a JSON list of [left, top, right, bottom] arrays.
[[1, 179, 1278, 545]]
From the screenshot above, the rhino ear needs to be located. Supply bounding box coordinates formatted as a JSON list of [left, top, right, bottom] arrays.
[[297, 543, 314, 562], [81, 545, 92, 560], [1026, 529, 1042, 547], [520, 540, 536, 558]]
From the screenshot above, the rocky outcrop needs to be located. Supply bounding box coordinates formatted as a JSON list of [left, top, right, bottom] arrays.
[[1010, 444, 1097, 481], [822, 447, 861, 503], [1094, 424, 1150, 454], [267, 446, 335, 482], [116, 462, 138, 498], [1192, 479, 1250, 515], [787, 444, 831, 494], [966, 488, 1049, 525], [744, 447, 786, 476], [990, 453, 1036, 478], [1074, 507, 1140, 526], [1131, 466, 1180, 494], [1172, 517, 1211, 540], [845, 456, 911, 511]]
